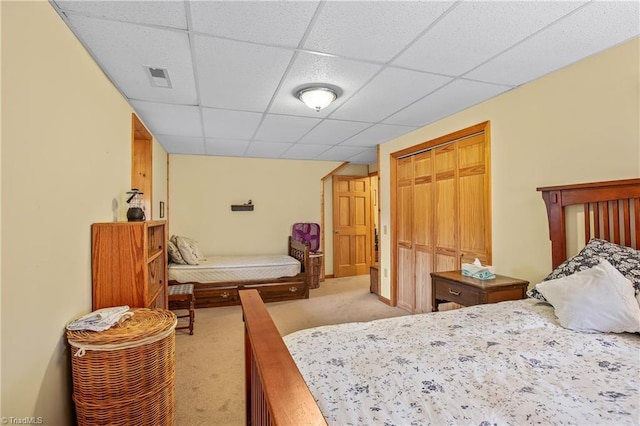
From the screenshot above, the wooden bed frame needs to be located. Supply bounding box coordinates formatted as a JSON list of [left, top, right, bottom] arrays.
[[239, 178, 640, 425], [169, 237, 311, 309]]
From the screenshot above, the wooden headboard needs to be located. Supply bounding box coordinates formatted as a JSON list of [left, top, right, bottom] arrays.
[[537, 178, 640, 268], [241, 178, 640, 426]]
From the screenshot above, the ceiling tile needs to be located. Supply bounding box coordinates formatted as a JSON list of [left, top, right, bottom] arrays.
[[341, 124, 417, 147], [157, 135, 205, 155], [346, 148, 378, 165], [384, 80, 512, 127], [393, 1, 586, 76], [254, 115, 322, 143], [194, 35, 294, 111], [331, 67, 452, 123], [65, 15, 197, 104], [269, 51, 382, 117], [466, 1, 640, 86], [315, 146, 370, 162], [205, 138, 250, 157], [189, 1, 319, 47], [245, 142, 293, 158], [130, 101, 202, 137], [280, 144, 330, 160], [304, 1, 455, 63], [298, 119, 373, 145], [202, 108, 263, 140], [55, 0, 188, 29]]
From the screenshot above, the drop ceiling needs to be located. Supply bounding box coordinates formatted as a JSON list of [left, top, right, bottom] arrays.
[[51, 1, 639, 165]]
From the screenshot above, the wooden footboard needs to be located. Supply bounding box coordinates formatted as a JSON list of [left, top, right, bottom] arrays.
[[239, 289, 326, 426]]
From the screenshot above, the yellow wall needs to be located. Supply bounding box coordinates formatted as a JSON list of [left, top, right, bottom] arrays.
[[169, 155, 341, 255], [377, 37, 640, 299], [1, 2, 167, 422]]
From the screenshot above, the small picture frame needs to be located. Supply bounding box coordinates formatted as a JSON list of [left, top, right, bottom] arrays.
[[159, 201, 165, 218]]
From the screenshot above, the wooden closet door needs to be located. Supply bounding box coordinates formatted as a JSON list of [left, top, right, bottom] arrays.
[[434, 144, 459, 272], [392, 122, 490, 314], [413, 152, 434, 313], [458, 135, 491, 265], [396, 158, 414, 312]]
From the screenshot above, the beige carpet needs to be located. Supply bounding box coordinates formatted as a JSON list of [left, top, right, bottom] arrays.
[[173, 274, 408, 426]]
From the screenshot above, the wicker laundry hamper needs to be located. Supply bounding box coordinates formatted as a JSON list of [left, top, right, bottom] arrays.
[[67, 308, 177, 426]]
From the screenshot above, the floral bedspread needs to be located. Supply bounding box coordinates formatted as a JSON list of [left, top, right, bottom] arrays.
[[284, 299, 640, 425]]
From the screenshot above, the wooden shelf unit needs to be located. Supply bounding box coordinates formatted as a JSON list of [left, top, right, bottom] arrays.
[[92, 220, 168, 310]]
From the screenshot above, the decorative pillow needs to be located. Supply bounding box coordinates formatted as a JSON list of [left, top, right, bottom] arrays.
[[528, 238, 640, 301], [175, 236, 206, 265], [534, 259, 640, 333], [171, 235, 206, 259], [167, 240, 187, 265]]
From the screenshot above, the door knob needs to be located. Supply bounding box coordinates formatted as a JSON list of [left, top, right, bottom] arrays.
[[334, 230, 339, 234]]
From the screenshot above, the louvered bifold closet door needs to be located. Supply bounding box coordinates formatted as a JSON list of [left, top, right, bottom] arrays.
[[434, 144, 459, 273], [458, 134, 491, 265], [396, 157, 415, 313], [413, 151, 435, 313]]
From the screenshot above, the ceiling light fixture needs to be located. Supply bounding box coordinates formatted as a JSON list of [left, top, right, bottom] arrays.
[[297, 86, 338, 112]]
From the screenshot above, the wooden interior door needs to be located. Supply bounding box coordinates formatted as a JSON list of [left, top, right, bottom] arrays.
[[132, 114, 153, 218], [333, 176, 371, 277], [413, 152, 435, 313], [396, 158, 414, 311], [396, 152, 435, 313], [458, 134, 490, 265], [434, 144, 458, 272]]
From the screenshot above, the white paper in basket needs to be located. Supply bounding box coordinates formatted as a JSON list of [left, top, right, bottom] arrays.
[[461, 258, 496, 280]]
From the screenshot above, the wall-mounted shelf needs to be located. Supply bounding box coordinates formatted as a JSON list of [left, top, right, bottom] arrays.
[[231, 203, 254, 211]]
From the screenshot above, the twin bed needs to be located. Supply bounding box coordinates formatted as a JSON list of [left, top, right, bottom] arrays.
[[169, 237, 311, 308], [239, 178, 640, 425]]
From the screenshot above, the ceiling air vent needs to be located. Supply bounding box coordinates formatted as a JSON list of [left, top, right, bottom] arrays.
[[145, 66, 172, 88]]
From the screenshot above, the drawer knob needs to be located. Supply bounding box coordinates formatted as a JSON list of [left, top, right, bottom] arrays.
[[448, 288, 461, 296], [221, 292, 229, 298], [289, 287, 297, 293]]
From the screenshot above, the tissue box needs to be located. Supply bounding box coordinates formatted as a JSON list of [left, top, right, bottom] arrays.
[[461, 259, 496, 280]]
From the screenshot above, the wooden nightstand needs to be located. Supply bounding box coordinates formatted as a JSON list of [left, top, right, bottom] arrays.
[[430, 271, 528, 312]]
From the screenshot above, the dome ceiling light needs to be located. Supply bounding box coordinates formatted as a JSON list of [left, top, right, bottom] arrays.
[[296, 86, 338, 112]]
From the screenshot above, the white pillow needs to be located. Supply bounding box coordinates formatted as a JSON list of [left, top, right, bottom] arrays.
[[534, 259, 640, 333], [175, 236, 206, 265], [167, 240, 187, 265]]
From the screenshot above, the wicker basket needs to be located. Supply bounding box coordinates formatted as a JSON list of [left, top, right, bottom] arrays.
[[67, 308, 177, 426]]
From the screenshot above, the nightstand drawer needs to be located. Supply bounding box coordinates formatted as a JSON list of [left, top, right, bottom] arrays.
[[434, 280, 481, 306], [486, 287, 526, 304]]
